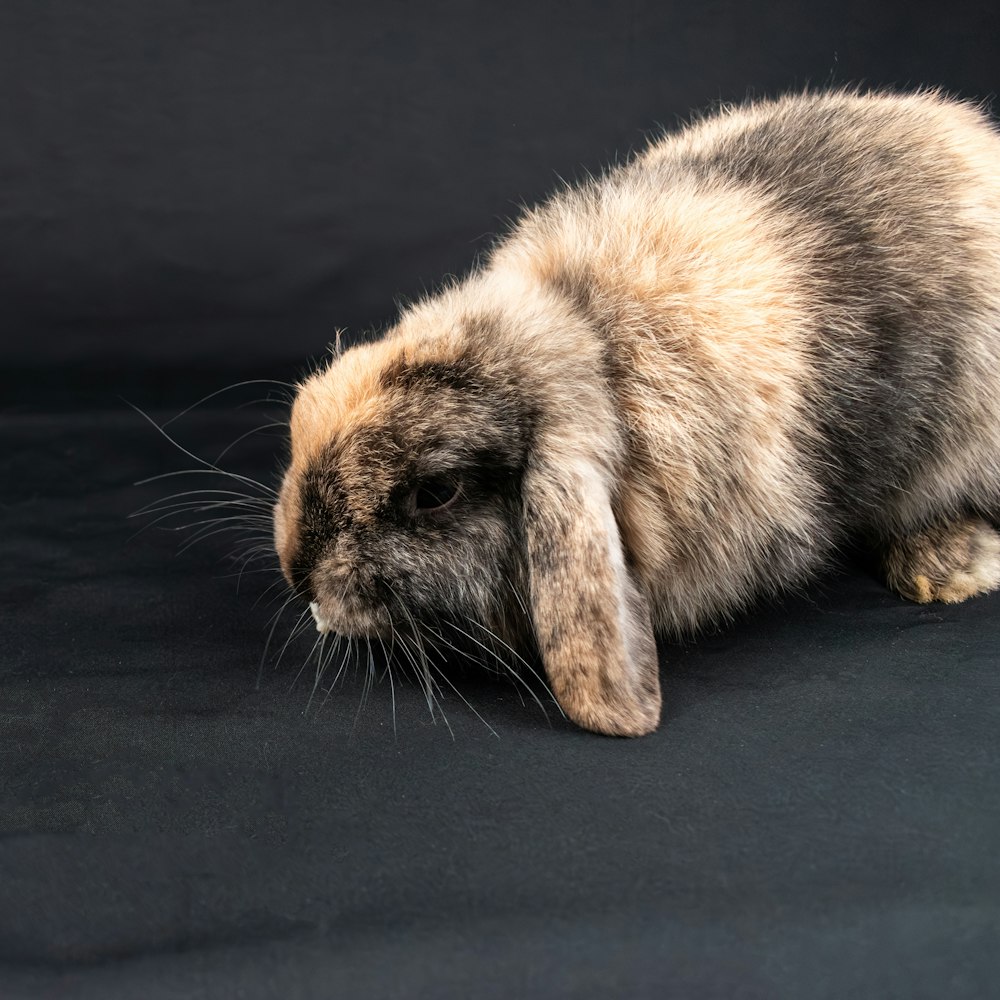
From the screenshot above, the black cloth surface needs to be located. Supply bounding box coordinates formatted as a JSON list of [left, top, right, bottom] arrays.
[[3, 2, 1000, 998]]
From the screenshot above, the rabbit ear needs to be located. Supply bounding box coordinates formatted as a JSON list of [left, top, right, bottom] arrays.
[[523, 456, 661, 737]]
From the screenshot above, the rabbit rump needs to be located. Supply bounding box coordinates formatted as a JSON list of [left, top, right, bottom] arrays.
[[273, 90, 1000, 737]]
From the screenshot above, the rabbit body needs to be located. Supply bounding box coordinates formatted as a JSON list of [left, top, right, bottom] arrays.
[[277, 91, 1000, 735]]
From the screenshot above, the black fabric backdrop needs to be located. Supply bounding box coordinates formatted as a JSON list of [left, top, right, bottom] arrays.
[[3, 2, 1000, 998]]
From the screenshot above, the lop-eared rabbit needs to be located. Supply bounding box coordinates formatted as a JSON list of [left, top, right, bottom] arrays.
[[274, 90, 1000, 736]]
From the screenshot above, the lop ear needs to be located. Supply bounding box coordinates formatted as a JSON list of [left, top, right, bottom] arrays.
[[522, 456, 661, 737]]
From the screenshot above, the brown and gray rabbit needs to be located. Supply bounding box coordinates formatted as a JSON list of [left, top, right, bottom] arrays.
[[273, 89, 1000, 737]]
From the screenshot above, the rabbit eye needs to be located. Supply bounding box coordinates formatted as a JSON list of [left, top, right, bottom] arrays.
[[412, 475, 460, 513]]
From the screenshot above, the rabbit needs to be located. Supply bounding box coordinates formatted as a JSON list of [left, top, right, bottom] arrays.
[[273, 89, 1000, 737]]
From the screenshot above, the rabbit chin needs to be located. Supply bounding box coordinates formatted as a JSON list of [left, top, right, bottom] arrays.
[[308, 600, 386, 639]]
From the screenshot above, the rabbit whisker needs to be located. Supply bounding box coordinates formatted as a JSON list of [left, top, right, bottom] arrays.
[[160, 378, 296, 428]]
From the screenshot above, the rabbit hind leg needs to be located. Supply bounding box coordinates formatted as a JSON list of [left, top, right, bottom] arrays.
[[883, 516, 1000, 604]]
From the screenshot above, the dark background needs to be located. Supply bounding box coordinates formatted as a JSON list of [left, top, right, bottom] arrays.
[[2, 2, 999, 998]]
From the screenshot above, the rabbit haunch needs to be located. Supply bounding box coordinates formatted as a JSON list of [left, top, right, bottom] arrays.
[[275, 90, 1000, 736]]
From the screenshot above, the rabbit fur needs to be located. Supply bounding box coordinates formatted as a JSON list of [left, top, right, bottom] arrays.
[[273, 89, 1000, 736]]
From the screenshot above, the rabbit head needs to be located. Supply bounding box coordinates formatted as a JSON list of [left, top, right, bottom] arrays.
[[273, 278, 661, 736]]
